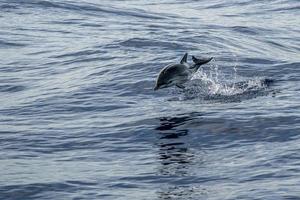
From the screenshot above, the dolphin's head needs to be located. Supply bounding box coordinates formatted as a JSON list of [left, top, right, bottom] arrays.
[[154, 71, 173, 90], [154, 64, 188, 90], [154, 53, 191, 91]]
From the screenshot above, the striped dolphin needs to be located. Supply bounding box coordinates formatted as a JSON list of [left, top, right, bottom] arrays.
[[154, 53, 213, 90]]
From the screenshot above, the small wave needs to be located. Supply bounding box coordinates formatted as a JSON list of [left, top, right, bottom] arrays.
[[0, 4, 18, 10], [240, 57, 278, 65], [50, 49, 105, 59], [0, 182, 85, 199], [0, 39, 26, 48], [269, 5, 300, 12], [15, 27, 72, 35], [8, 0, 166, 19], [230, 26, 258, 35], [205, 0, 254, 9], [0, 85, 26, 93], [119, 38, 185, 50]]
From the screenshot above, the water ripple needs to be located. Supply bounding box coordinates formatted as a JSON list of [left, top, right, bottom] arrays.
[[1, 0, 300, 199]]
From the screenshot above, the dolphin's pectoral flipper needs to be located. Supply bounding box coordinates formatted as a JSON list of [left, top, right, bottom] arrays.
[[190, 56, 213, 68], [176, 84, 185, 89], [180, 53, 188, 64]]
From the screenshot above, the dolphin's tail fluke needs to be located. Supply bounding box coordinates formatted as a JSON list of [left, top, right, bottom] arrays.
[[190, 56, 213, 72]]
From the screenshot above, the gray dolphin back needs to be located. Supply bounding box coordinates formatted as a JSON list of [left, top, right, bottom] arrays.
[[163, 64, 190, 80]]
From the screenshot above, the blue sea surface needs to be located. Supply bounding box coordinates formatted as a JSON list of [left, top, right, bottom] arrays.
[[1, 0, 300, 199]]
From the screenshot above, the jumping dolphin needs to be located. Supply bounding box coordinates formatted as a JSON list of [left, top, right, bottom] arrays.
[[154, 53, 213, 90]]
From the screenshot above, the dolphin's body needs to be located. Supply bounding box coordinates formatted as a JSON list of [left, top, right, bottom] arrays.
[[154, 53, 212, 90]]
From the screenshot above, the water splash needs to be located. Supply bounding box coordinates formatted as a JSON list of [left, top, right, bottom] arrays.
[[171, 58, 273, 102]]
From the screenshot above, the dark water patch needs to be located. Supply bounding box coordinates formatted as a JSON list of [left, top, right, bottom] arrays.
[[79, 23, 103, 28], [0, 85, 26, 93], [26, 139, 105, 154], [266, 40, 287, 48], [204, 117, 300, 144], [156, 185, 208, 200], [240, 57, 279, 65], [0, 3, 18, 10], [205, 0, 255, 9], [15, 27, 72, 35], [142, 112, 300, 151], [205, 2, 231, 9], [0, 182, 92, 200], [8, 0, 166, 19], [201, 89, 273, 103], [55, 104, 130, 113], [65, 180, 97, 187], [146, 23, 186, 31], [282, 195, 300, 200], [269, 5, 300, 12], [0, 39, 27, 48], [0, 130, 122, 156], [117, 80, 157, 97], [156, 114, 194, 131], [48, 19, 83, 25], [272, 62, 300, 69], [222, 14, 240, 17], [230, 26, 258, 35], [267, 62, 300, 79], [60, 57, 101, 65], [264, 40, 298, 54], [241, 171, 294, 183], [50, 49, 106, 59], [0, 103, 121, 117], [119, 38, 186, 50], [0, 30, 41, 38], [118, 174, 226, 186], [108, 182, 141, 189], [86, 69, 111, 78], [25, 50, 54, 56]]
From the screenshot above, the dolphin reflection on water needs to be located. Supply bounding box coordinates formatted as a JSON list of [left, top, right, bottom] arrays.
[[154, 53, 213, 90], [155, 113, 205, 199]]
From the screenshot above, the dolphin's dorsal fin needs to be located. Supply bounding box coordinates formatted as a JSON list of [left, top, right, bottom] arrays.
[[180, 53, 188, 64]]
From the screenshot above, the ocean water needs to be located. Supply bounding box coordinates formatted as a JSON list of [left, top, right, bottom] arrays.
[[1, 0, 300, 199]]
